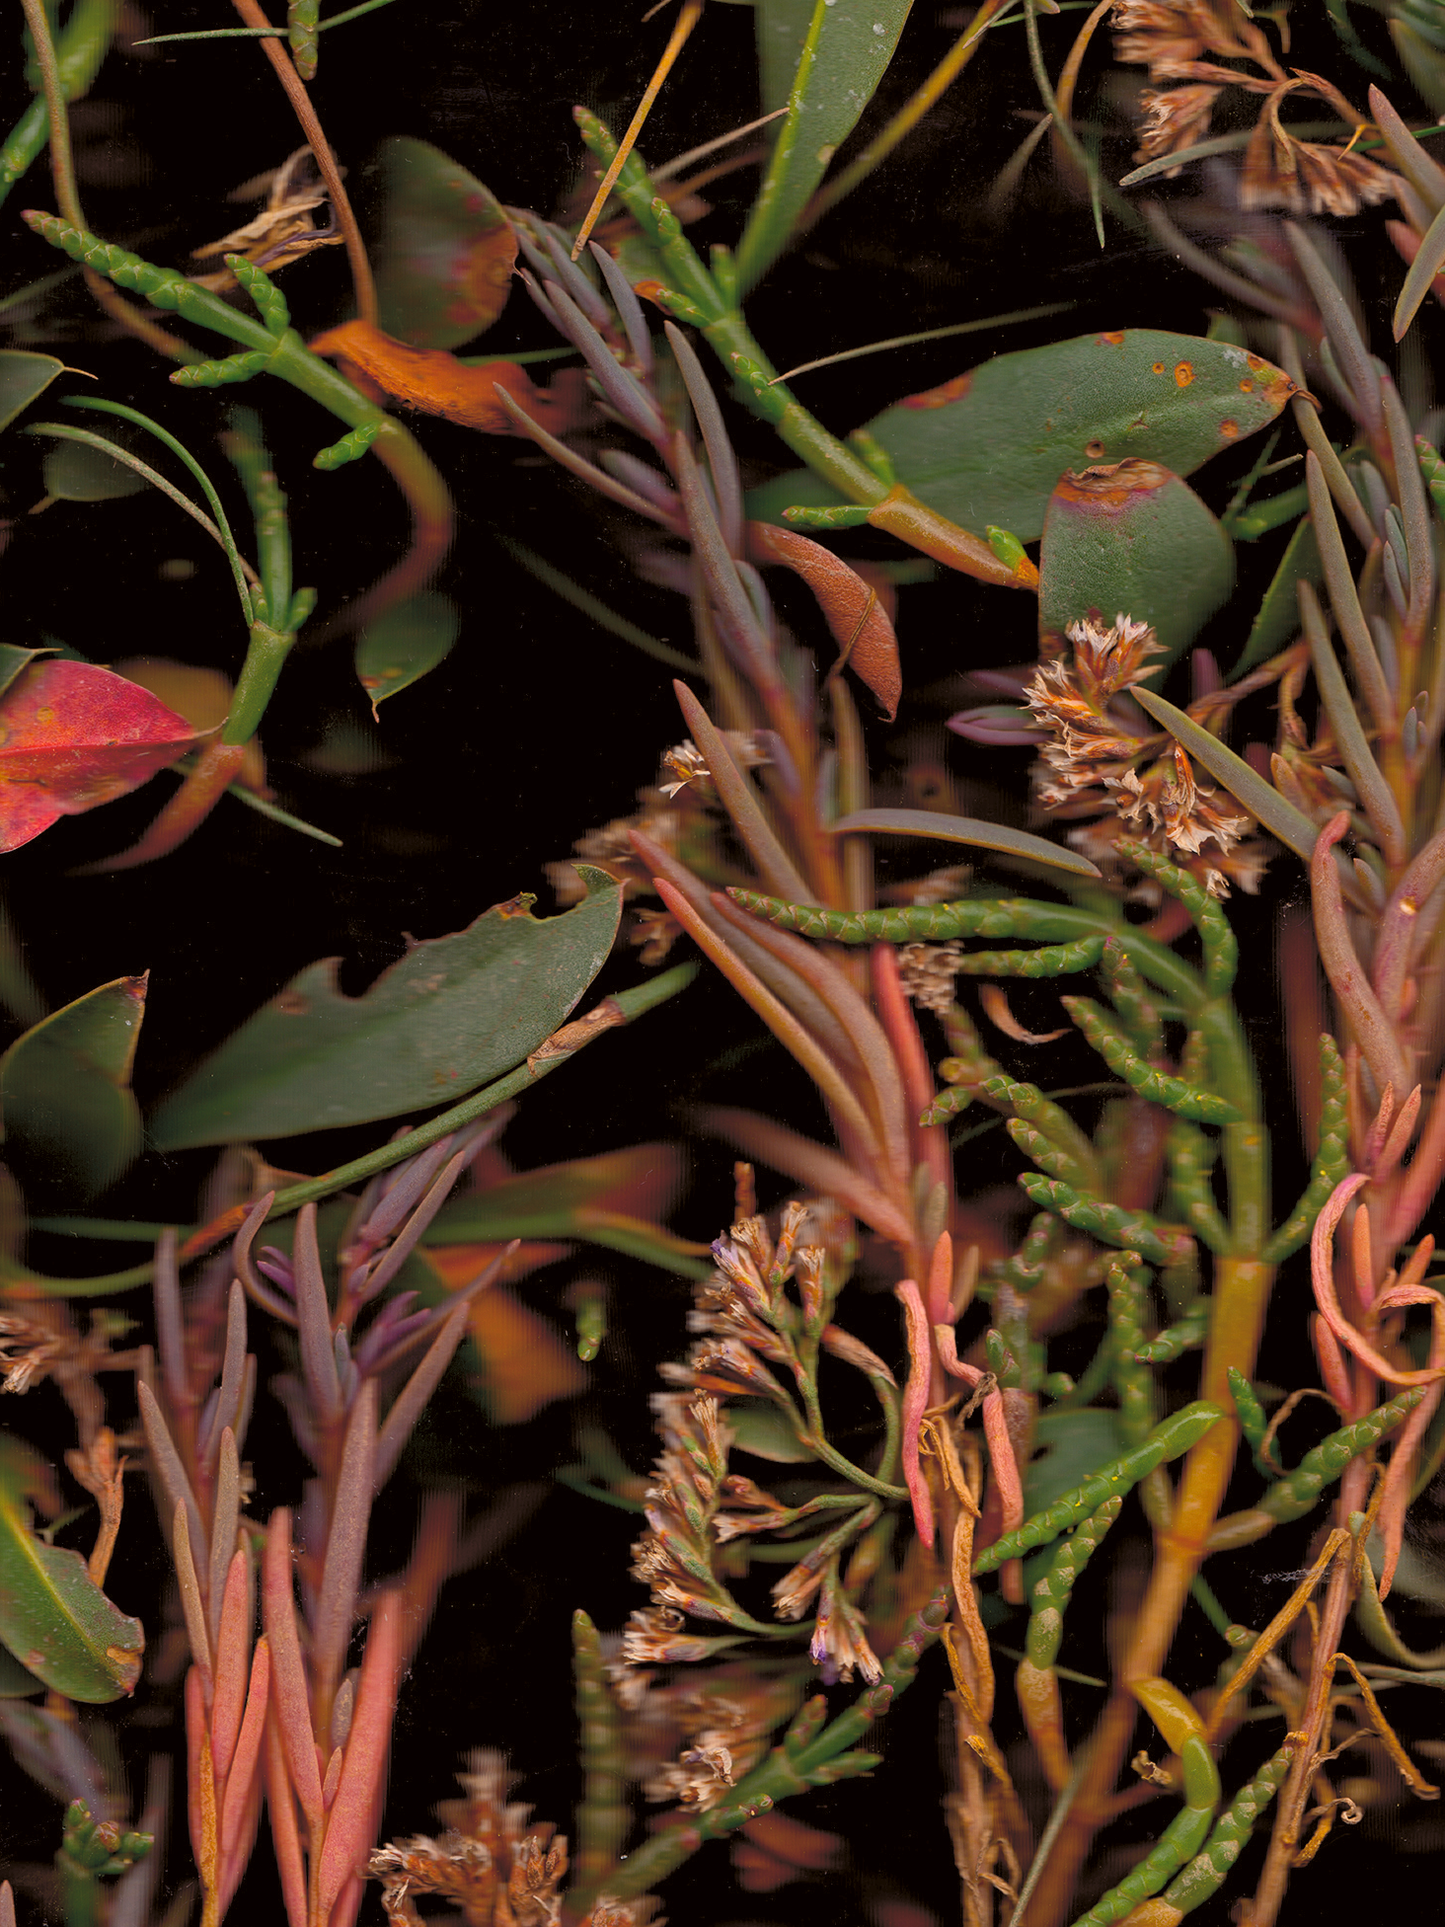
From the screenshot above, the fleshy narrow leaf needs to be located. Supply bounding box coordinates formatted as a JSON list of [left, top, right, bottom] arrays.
[[0, 352, 65, 435], [0, 659, 203, 853], [1131, 687, 1320, 863], [1037, 460, 1234, 668], [372, 137, 518, 351], [0, 975, 146, 1197], [355, 590, 460, 714], [0, 1437, 144, 1702], [748, 332, 1296, 544], [738, 0, 914, 292], [828, 807, 1101, 877], [149, 869, 622, 1149]]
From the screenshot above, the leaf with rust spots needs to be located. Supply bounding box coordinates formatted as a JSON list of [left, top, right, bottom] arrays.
[[0, 660, 205, 854], [746, 330, 1296, 542], [308, 319, 589, 436], [372, 138, 519, 351], [747, 522, 901, 719], [1037, 459, 1234, 668], [148, 868, 623, 1149]]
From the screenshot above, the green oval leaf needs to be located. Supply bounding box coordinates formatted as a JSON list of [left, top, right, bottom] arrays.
[[372, 136, 518, 351], [748, 331, 1296, 543], [0, 976, 146, 1199], [355, 590, 460, 712], [149, 869, 624, 1149], [1038, 460, 1234, 669], [737, 0, 914, 292], [0, 352, 66, 436], [828, 807, 1101, 877], [0, 1437, 144, 1703], [42, 428, 147, 501]]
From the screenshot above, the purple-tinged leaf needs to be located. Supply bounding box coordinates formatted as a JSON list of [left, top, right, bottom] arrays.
[[137, 1376, 205, 1586], [311, 1382, 377, 1724], [293, 1204, 342, 1424], [172, 1499, 212, 1688], [207, 1428, 241, 1651]]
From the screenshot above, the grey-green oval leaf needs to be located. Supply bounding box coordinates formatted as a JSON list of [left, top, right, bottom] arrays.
[[0, 976, 146, 1199], [355, 590, 460, 712], [149, 868, 623, 1149], [829, 807, 1100, 877], [0, 1437, 144, 1703], [0, 353, 66, 436], [42, 427, 147, 501]]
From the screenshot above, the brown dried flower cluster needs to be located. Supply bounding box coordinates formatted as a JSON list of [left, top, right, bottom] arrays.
[[367, 1752, 576, 1927], [1025, 614, 1269, 896], [1112, 2, 1398, 214]]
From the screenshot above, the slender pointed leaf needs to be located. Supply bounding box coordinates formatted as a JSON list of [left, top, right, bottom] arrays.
[[149, 869, 622, 1148], [1231, 515, 1319, 679], [0, 1437, 144, 1702], [828, 806, 1101, 876], [0, 976, 146, 1197], [1131, 687, 1320, 862], [737, 0, 914, 292]]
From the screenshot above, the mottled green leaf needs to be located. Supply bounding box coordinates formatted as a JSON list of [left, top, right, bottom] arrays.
[[737, 0, 914, 291], [748, 331, 1296, 542], [372, 137, 517, 351], [0, 1437, 144, 1703], [1038, 460, 1234, 668], [149, 869, 623, 1149], [1231, 516, 1319, 680], [0, 976, 145, 1198], [829, 807, 1101, 876], [355, 590, 459, 712], [0, 353, 65, 435]]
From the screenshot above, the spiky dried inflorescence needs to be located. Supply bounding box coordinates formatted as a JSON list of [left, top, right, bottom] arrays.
[[1025, 614, 1268, 896], [1241, 83, 1401, 217], [368, 1750, 656, 1926]]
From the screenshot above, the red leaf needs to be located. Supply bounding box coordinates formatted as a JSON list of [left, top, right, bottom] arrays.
[[747, 523, 902, 720], [0, 660, 203, 853]]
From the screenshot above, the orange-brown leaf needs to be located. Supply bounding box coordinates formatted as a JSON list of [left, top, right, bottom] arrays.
[[0, 659, 204, 853], [747, 522, 902, 720], [307, 320, 589, 437]]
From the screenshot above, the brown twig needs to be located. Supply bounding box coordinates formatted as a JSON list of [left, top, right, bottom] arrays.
[[229, 0, 378, 326]]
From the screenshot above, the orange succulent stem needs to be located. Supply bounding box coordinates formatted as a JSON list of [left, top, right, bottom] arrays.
[[76, 741, 249, 874]]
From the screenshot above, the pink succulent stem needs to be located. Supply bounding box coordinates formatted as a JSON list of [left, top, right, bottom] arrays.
[[1311, 1312, 1357, 1415], [210, 1551, 251, 1784], [870, 942, 952, 1199], [935, 1322, 1024, 1597], [221, 1637, 271, 1862], [1388, 1073, 1445, 1245], [926, 1231, 954, 1329], [893, 1279, 936, 1548], [1312, 1175, 1445, 1386]]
